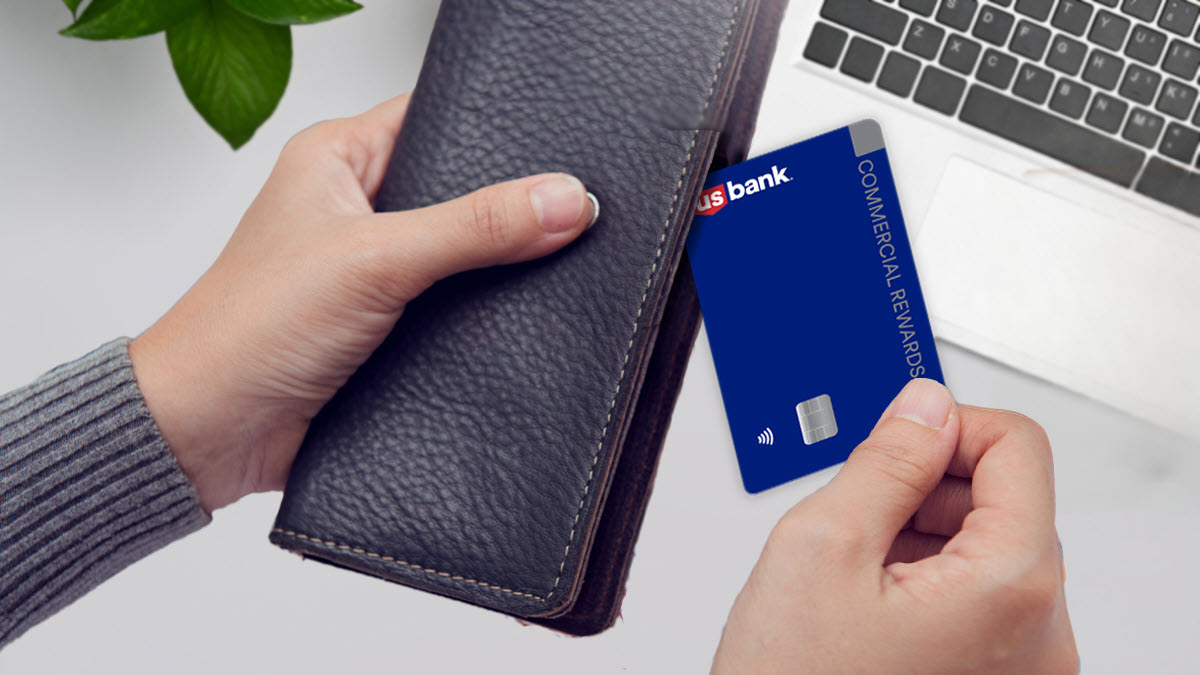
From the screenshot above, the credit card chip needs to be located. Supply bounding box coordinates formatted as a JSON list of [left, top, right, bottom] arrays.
[[796, 394, 838, 445]]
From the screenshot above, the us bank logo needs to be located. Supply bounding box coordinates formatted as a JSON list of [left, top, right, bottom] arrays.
[[694, 165, 791, 216], [696, 184, 728, 215]]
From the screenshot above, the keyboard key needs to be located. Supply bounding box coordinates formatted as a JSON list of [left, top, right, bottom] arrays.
[[1087, 92, 1131, 131], [1123, 107, 1166, 146], [1156, 79, 1199, 118], [1096, 0, 1120, 5], [1089, 10, 1132, 50], [1163, 39, 1200, 79], [820, 0, 909, 46], [841, 37, 886, 82], [941, 35, 984, 73], [1136, 157, 1200, 216], [1126, 25, 1168, 64], [974, 6, 1017, 44], [1083, 49, 1126, 89], [1015, 0, 1054, 21], [1159, 122, 1200, 161], [904, 20, 947, 59], [901, 0, 940, 16], [1053, 0, 1095, 35], [804, 22, 849, 68], [978, 48, 1020, 87], [915, 66, 968, 113], [1048, 34, 1088, 74], [1011, 19, 1052, 58], [878, 52, 923, 96], [1122, 0, 1165, 22], [1120, 64, 1164, 104], [960, 84, 1146, 186], [937, 0, 980, 30], [1015, 62, 1056, 102], [1158, 0, 1199, 34], [1051, 78, 1093, 117]]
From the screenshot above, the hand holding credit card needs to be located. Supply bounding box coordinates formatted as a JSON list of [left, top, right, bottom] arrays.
[[686, 120, 943, 493]]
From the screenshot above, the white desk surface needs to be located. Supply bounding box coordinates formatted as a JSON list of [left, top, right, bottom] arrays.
[[2, 3, 1197, 673]]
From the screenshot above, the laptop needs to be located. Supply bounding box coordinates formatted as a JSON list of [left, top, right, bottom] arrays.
[[747, 0, 1200, 440]]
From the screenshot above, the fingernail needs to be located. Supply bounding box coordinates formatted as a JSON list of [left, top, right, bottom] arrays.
[[530, 174, 587, 234], [585, 191, 600, 228], [886, 378, 953, 429]]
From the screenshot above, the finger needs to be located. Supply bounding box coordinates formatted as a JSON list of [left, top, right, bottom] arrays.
[[275, 94, 412, 212], [884, 530, 949, 565], [818, 379, 960, 562], [346, 93, 412, 200], [365, 173, 598, 300], [896, 406, 1059, 588], [356, 92, 412, 136], [909, 474, 973, 537], [946, 406, 1057, 549]]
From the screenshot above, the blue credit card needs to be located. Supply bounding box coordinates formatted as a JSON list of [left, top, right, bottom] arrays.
[[686, 121, 943, 494]]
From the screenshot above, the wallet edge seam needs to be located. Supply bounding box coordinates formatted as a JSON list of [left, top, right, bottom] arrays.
[[545, 0, 744, 601], [270, 0, 746, 605], [270, 529, 543, 598]]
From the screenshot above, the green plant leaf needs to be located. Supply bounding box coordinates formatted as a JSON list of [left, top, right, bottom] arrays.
[[62, 0, 84, 17], [167, 0, 292, 149], [61, 0, 203, 40], [224, 0, 362, 25]]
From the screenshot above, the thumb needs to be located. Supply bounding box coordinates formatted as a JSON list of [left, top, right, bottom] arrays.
[[821, 379, 960, 562], [366, 173, 597, 295]]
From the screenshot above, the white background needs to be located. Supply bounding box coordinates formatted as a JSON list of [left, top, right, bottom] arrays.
[[2, 2, 1198, 673]]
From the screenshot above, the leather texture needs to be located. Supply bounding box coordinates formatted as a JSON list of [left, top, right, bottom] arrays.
[[270, 0, 786, 635]]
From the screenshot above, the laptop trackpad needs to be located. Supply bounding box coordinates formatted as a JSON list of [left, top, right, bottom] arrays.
[[915, 157, 1200, 440]]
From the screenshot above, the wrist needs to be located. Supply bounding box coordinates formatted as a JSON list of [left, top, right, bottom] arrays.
[[128, 313, 303, 512]]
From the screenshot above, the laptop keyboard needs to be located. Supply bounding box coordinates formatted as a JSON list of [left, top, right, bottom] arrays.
[[804, 0, 1200, 218]]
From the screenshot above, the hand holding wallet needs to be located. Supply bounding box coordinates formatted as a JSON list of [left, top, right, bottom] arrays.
[[270, 0, 786, 635]]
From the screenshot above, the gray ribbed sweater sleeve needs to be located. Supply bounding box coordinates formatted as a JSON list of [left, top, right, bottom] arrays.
[[0, 338, 211, 647]]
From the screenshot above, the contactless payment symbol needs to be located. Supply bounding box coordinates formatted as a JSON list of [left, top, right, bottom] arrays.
[[756, 428, 774, 446]]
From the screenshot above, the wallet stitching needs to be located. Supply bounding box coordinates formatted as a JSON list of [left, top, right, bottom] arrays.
[[271, 529, 544, 599], [271, 1, 744, 603], [545, 0, 745, 601]]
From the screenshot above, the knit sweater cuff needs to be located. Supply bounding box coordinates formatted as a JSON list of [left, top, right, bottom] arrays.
[[0, 338, 211, 647]]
